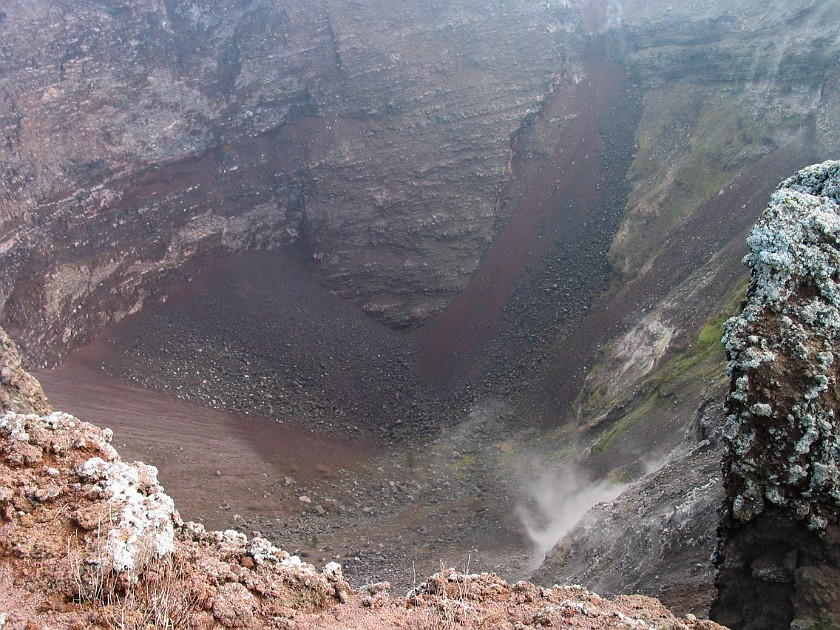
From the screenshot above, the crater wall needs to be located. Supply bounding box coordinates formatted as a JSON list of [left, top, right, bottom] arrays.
[[0, 0, 575, 365]]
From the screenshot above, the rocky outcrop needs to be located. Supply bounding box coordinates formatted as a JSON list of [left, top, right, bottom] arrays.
[[0, 411, 353, 628], [0, 328, 50, 415], [712, 161, 840, 629]]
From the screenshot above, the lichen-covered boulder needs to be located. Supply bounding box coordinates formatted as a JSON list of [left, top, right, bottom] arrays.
[[713, 161, 840, 630], [721, 160, 840, 530]]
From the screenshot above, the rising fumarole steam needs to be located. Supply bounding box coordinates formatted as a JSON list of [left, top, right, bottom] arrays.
[[516, 467, 628, 572]]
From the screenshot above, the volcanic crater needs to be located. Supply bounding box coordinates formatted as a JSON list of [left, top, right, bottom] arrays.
[[3, 0, 840, 623]]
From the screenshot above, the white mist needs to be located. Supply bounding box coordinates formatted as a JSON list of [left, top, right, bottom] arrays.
[[516, 467, 628, 572]]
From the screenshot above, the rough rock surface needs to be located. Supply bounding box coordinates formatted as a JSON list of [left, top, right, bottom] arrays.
[[712, 161, 840, 629], [2, 0, 838, 374], [536, 398, 726, 616], [0, 411, 352, 629], [0, 328, 51, 416], [292, 572, 726, 630]]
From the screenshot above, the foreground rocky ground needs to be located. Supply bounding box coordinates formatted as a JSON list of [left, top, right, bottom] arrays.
[[1, 334, 723, 628]]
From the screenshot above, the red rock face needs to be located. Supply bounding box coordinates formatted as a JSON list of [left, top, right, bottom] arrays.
[[0, 409, 354, 628]]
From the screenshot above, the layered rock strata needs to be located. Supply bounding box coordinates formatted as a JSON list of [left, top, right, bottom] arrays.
[[0, 0, 575, 365], [712, 161, 840, 629]]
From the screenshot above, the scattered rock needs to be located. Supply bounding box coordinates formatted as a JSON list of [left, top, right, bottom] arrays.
[[1, 396, 723, 628]]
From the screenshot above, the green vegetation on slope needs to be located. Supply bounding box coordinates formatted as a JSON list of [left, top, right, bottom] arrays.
[[610, 78, 815, 280]]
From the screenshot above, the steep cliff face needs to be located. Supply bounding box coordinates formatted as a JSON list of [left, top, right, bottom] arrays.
[[0, 0, 575, 365], [606, 0, 840, 281], [502, 0, 840, 436], [712, 161, 840, 629], [518, 2, 839, 609], [4, 0, 838, 376]]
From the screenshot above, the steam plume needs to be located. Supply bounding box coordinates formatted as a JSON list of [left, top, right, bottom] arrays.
[[516, 467, 628, 572]]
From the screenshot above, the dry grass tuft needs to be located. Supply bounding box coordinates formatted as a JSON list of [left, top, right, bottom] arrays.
[[67, 524, 196, 629]]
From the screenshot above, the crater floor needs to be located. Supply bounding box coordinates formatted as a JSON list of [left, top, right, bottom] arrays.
[[34, 251, 536, 593]]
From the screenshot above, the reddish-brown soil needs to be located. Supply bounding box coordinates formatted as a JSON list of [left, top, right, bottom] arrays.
[[35, 348, 381, 533], [79, 249, 433, 441], [4, 334, 726, 629]]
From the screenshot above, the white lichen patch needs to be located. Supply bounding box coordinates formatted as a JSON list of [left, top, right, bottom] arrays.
[[77, 456, 177, 574], [248, 536, 279, 565], [0, 413, 30, 442]]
